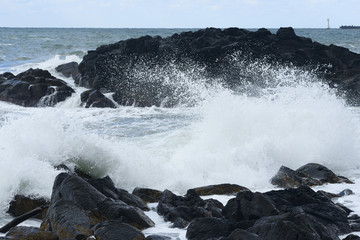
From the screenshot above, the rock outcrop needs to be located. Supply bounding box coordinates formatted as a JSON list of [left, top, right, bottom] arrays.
[[77, 27, 360, 107], [1, 163, 356, 240], [80, 89, 116, 108], [0, 68, 74, 107], [271, 163, 353, 188]]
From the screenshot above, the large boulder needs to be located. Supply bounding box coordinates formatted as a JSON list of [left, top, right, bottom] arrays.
[[0, 68, 74, 107], [92, 220, 145, 240], [186, 217, 236, 240], [6, 226, 58, 240], [156, 189, 221, 225], [188, 183, 249, 196], [271, 163, 353, 188], [132, 187, 162, 203], [78, 27, 360, 107], [86, 176, 148, 210], [80, 89, 116, 108], [248, 207, 340, 240], [44, 173, 154, 240], [223, 185, 351, 235], [55, 61, 80, 80], [7, 195, 49, 220]]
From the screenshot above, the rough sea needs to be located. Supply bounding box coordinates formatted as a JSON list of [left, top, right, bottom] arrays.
[[1, 27, 360, 239]]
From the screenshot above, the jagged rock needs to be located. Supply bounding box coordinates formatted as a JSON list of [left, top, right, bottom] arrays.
[[45, 199, 98, 239], [80, 89, 116, 108], [0, 68, 74, 107], [222, 190, 279, 223], [6, 226, 57, 240], [223, 186, 351, 235], [171, 217, 189, 228], [339, 189, 354, 197], [296, 163, 353, 184], [222, 229, 260, 240], [186, 217, 236, 240], [157, 189, 218, 224], [132, 187, 162, 203], [189, 183, 249, 196], [264, 186, 351, 235], [55, 61, 79, 80], [92, 220, 145, 240], [78, 27, 360, 107], [271, 163, 353, 188], [87, 176, 148, 210], [248, 207, 340, 240], [146, 235, 172, 240], [8, 195, 49, 219], [45, 173, 154, 239], [343, 234, 360, 240]]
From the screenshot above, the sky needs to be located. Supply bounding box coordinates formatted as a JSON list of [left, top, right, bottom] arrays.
[[0, 0, 359, 28]]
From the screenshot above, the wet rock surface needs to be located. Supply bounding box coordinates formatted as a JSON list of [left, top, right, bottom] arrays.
[[189, 183, 249, 196], [156, 189, 221, 224], [1, 163, 357, 240], [271, 163, 353, 188], [55, 61, 80, 80], [132, 187, 162, 203], [80, 89, 116, 108], [0, 68, 74, 107], [7, 195, 49, 220], [78, 27, 360, 107], [6, 226, 58, 240]]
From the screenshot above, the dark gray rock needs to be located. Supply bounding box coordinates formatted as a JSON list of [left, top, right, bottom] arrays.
[[189, 183, 249, 196], [222, 190, 279, 222], [7, 195, 49, 219], [87, 176, 148, 210], [186, 217, 236, 240], [222, 229, 260, 240], [271, 163, 353, 188], [146, 235, 171, 240], [343, 234, 360, 240], [157, 189, 219, 224], [45, 173, 154, 238], [171, 217, 189, 228], [55, 61, 79, 80], [249, 207, 340, 240], [6, 226, 57, 240], [80, 89, 116, 108], [93, 220, 145, 240], [0, 68, 74, 107], [78, 27, 360, 107], [132, 187, 162, 203], [264, 186, 351, 235]]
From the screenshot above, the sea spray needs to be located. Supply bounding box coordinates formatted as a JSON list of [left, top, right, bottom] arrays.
[[1, 58, 360, 219]]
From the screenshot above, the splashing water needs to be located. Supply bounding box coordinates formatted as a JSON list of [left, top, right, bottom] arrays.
[[1, 57, 360, 220]]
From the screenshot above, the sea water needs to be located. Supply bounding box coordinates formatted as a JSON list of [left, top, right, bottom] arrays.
[[1, 28, 360, 239]]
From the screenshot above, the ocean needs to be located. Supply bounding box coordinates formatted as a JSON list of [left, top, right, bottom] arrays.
[[1, 27, 360, 239]]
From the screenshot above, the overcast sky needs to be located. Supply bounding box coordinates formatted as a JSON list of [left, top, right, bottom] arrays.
[[0, 0, 359, 28]]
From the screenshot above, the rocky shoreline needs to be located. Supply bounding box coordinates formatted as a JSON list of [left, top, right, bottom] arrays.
[[0, 163, 359, 240], [1, 27, 360, 107]]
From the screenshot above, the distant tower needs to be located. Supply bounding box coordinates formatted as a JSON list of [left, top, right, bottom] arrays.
[[327, 18, 330, 29]]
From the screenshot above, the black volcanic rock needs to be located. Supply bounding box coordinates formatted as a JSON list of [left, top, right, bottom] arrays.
[[77, 27, 360, 107], [7, 195, 49, 220], [186, 217, 236, 240], [223, 186, 351, 235], [55, 61, 79, 80], [156, 189, 221, 225], [44, 173, 154, 239], [80, 89, 116, 108], [271, 163, 353, 188], [0, 68, 74, 107]]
